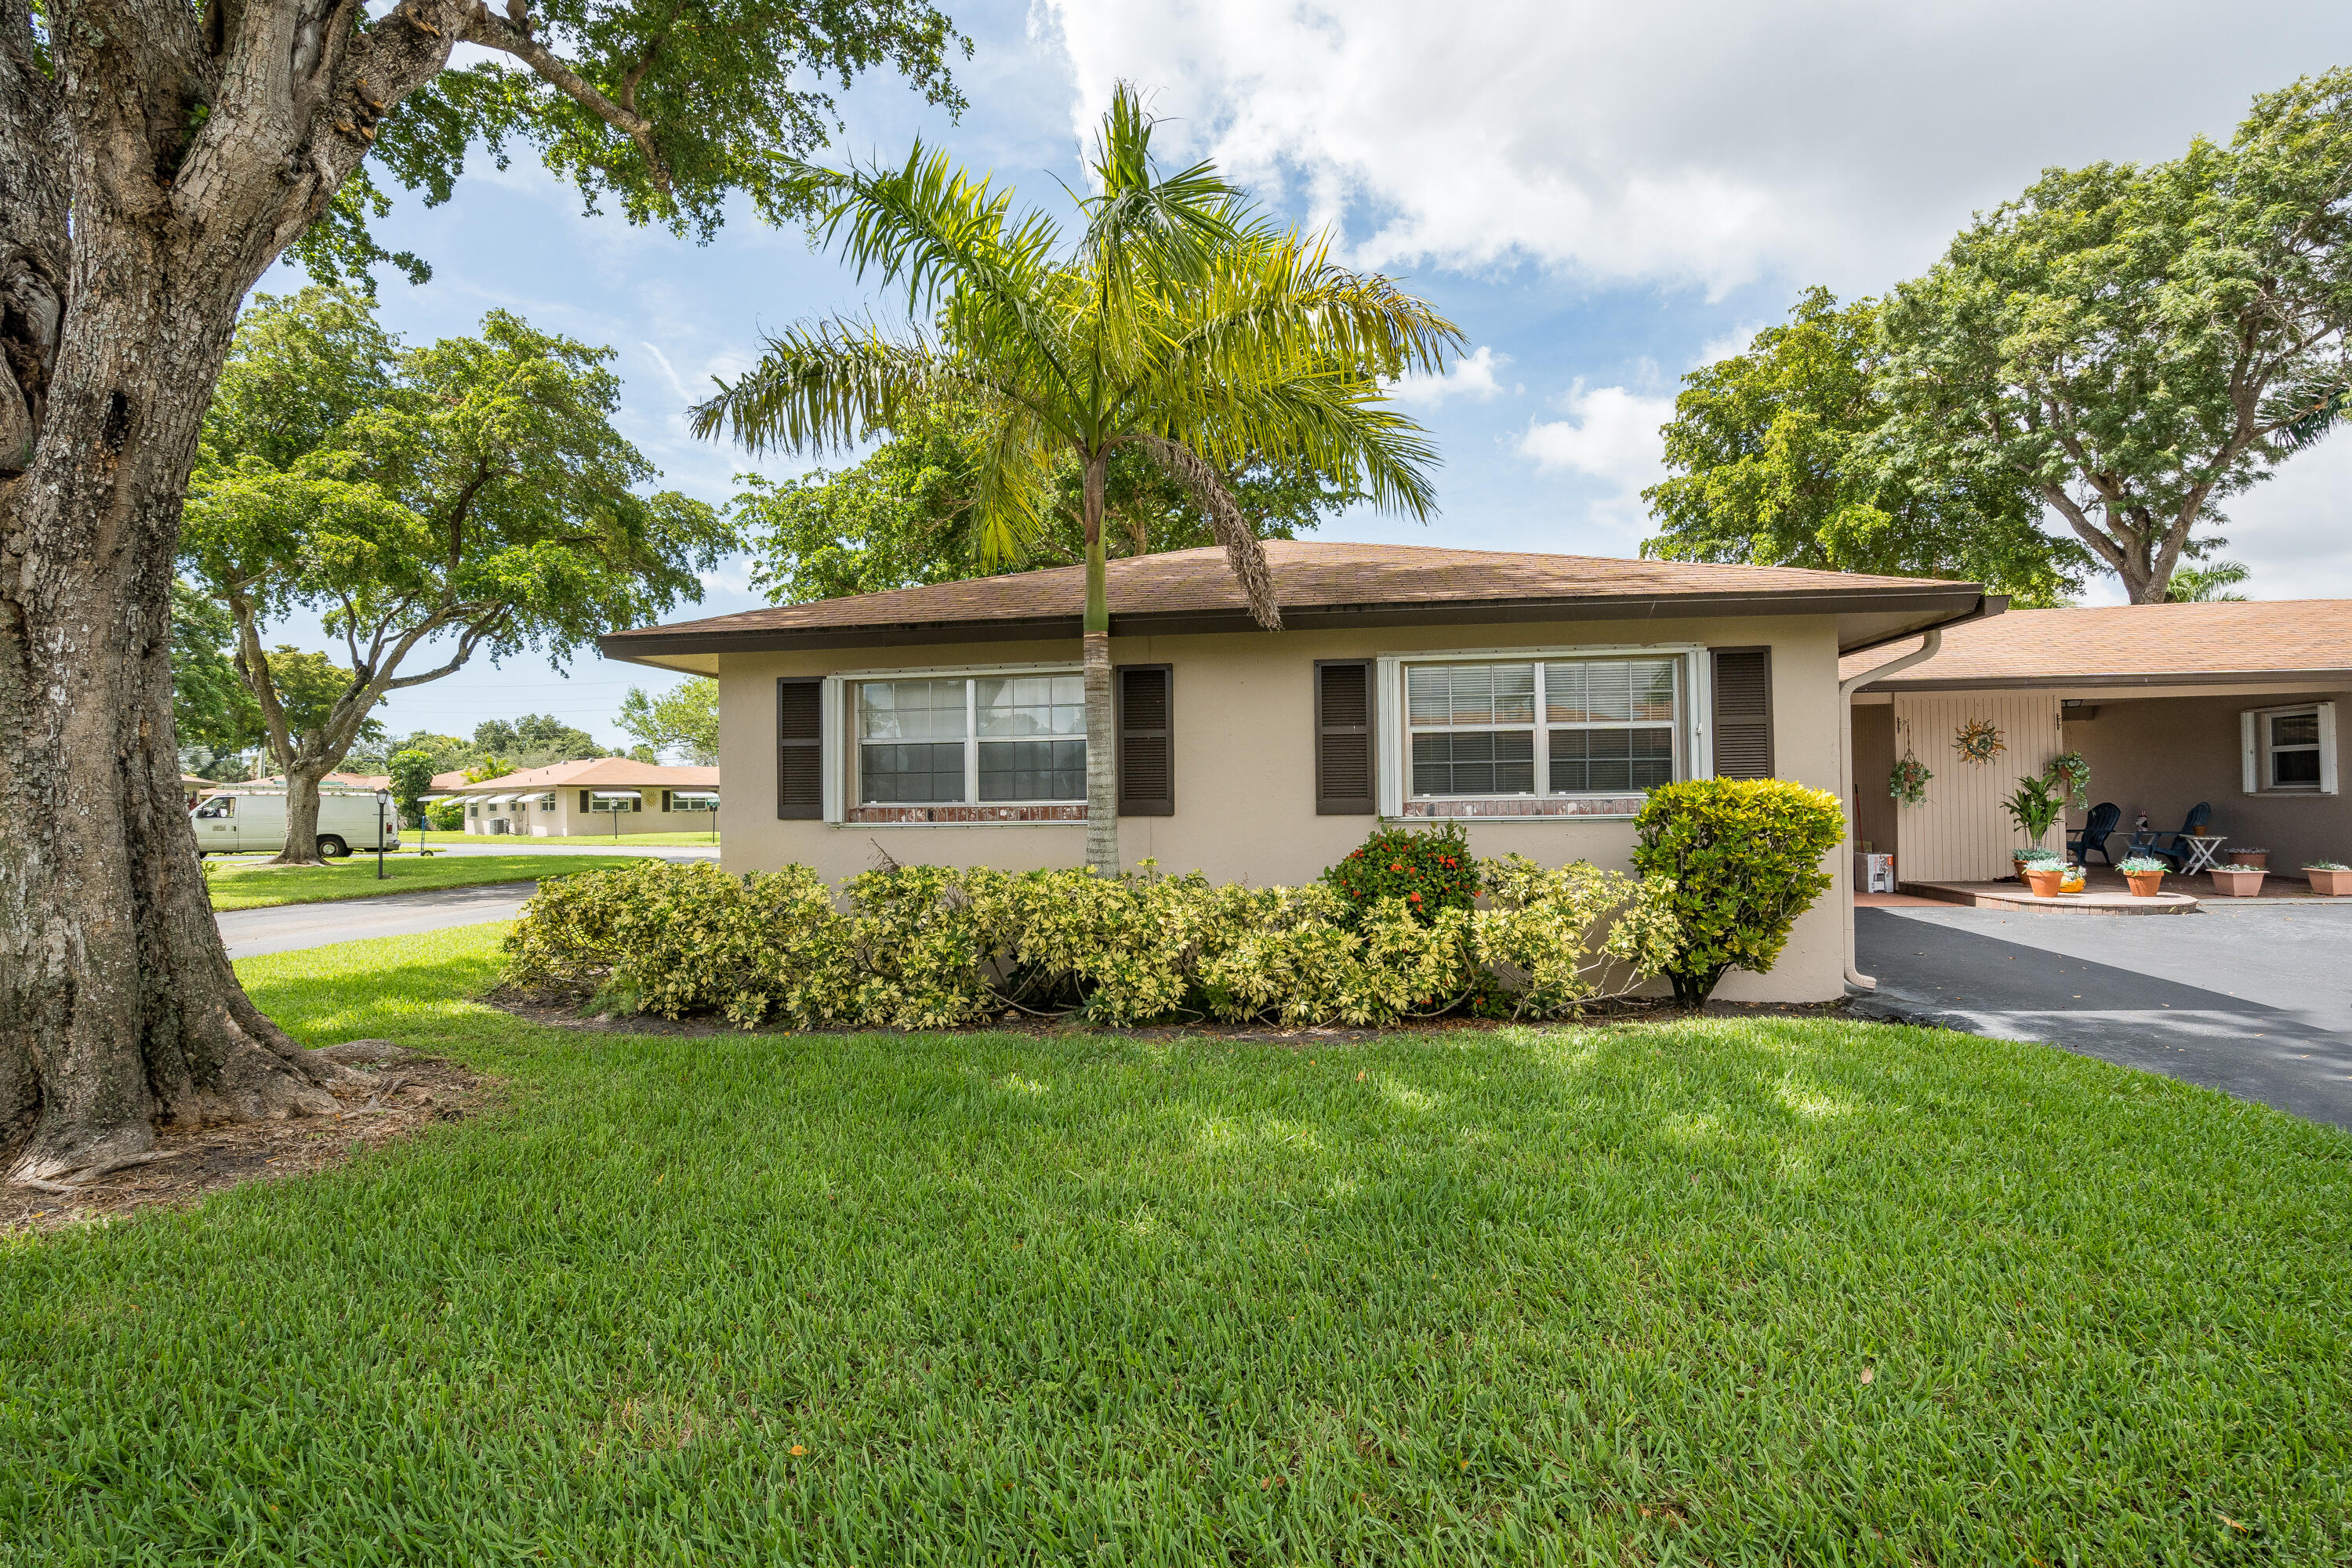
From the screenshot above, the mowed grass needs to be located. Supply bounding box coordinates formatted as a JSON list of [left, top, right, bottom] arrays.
[[204, 854, 651, 910], [3, 928, 2350, 1563]]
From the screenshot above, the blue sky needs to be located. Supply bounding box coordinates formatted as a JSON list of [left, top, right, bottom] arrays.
[[267, 0, 2352, 753]]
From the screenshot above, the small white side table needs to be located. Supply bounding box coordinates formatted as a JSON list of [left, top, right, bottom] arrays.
[[2179, 834, 2228, 875]]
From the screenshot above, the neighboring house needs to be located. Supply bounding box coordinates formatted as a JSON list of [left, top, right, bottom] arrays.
[[601, 542, 1994, 1002], [1845, 601, 2351, 884], [424, 757, 721, 836]]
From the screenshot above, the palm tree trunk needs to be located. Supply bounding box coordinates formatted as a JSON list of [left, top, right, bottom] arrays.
[[1081, 451, 1118, 877]]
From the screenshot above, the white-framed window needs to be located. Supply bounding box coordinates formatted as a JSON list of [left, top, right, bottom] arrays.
[[662, 790, 719, 813], [2242, 702, 2338, 796], [467, 803, 479, 818], [537, 793, 556, 813], [853, 671, 1086, 807], [1379, 648, 1702, 818]]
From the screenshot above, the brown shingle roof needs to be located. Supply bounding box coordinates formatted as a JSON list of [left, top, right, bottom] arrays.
[[429, 758, 720, 795], [602, 541, 1981, 658], [1842, 601, 2352, 689]]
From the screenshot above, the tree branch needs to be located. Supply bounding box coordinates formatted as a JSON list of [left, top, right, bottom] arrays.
[[463, 6, 673, 198]]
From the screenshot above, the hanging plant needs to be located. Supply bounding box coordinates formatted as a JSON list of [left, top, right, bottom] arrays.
[[1889, 750, 1933, 806], [1953, 717, 2005, 765], [2049, 749, 2090, 808]]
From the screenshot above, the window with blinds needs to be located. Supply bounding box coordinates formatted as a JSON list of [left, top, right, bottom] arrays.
[[853, 673, 1087, 805], [1404, 657, 1679, 800]]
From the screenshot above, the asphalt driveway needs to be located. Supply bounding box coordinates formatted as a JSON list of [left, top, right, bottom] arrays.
[[1856, 902, 2352, 1130]]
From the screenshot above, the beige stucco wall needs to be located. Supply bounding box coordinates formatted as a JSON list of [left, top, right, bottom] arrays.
[[2060, 688, 2350, 880], [713, 612, 1852, 1003]]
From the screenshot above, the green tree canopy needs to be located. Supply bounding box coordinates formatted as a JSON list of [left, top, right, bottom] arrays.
[[1878, 67, 2352, 604], [170, 579, 262, 778], [474, 714, 618, 767], [181, 285, 734, 862], [738, 388, 1363, 603], [618, 679, 720, 764], [286, 0, 970, 289], [1642, 288, 2088, 604], [387, 749, 441, 828], [691, 85, 1458, 873]]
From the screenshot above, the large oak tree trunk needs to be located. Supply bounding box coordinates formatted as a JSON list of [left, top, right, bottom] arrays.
[[0, 0, 470, 1179]]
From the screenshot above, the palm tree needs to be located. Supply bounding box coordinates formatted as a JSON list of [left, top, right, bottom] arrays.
[[690, 85, 1460, 875], [2165, 559, 2252, 602]]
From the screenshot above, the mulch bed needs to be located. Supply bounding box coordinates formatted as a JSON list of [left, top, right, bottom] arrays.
[[2, 1047, 490, 1239]]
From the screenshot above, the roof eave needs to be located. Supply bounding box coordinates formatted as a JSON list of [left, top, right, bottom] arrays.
[[600, 585, 1990, 659], [1867, 666, 2352, 692]]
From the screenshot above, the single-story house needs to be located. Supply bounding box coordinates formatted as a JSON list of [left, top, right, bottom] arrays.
[[1845, 600, 2350, 885], [601, 542, 1998, 1002], [424, 757, 721, 836]]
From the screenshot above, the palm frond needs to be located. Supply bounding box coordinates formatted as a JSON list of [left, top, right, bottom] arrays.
[[2271, 378, 2351, 453], [688, 323, 1047, 458], [968, 405, 1058, 567], [1079, 82, 1250, 302], [1130, 434, 1281, 630]]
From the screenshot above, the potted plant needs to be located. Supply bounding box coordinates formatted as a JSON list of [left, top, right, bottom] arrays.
[[2225, 847, 2268, 870], [2304, 861, 2352, 896], [2002, 772, 2066, 875], [2208, 863, 2267, 897], [2118, 855, 2168, 898], [2013, 845, 2062, 884]]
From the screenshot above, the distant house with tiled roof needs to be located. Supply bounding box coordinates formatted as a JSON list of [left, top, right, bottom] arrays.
[[426, 757, 720, 836], [601, 540, 2000, 1003], [1843, 601, 2349, 886]]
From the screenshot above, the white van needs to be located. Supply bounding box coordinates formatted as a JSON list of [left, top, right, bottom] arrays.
[[190, 786, 401, 858]]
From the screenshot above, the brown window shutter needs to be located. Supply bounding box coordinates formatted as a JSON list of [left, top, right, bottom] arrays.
[[578, 789, 590, 812], [1315, 659, 1377, 815], [1711, 647, 1774, 779], [1115, 664, 1174, 816], [660, 790, 672, 813], [776, 677, 824, 820]]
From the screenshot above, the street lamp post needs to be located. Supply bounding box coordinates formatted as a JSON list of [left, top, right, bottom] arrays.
[[375, 789, 391, 880]]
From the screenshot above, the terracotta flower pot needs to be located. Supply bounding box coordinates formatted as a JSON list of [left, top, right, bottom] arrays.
[[2307, 869, 2352, 896], [2207, 866, 2266, 897], [2225, 849, 2267, 869], [2125, 870, 2165, 897], [2024, 866, 2065, 898]]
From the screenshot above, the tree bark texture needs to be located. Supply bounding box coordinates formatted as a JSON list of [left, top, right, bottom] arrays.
[[0, 0, 484, 1178], [1080, 450, 1116, 877]]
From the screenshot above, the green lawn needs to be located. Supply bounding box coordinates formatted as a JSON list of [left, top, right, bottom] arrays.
[[416, 830, 720, 847], [205, 854, 651, 910], [4, 928, 2349, 1563]]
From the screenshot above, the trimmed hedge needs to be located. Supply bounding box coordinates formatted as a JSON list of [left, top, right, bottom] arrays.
[[1632, 778, 1846, 1005], [503, 855, 1681, 1030]]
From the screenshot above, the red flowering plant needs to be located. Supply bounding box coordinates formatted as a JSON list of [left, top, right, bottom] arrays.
[[1318, 822, 1481, 927]]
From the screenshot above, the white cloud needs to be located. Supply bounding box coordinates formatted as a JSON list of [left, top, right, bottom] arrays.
[[1385, 344, 1510, 408], [1515, 383, 1676, 543], [1519, 383, 1673, 488], [1032, 0, 2346, 296]]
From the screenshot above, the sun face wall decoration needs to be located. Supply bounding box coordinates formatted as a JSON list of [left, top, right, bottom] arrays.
[[1953, 718, 2005, 765]]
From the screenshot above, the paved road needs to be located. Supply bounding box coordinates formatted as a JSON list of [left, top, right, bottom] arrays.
[[1857, 903, 2352, 1130], [217, 881, 538, 960]]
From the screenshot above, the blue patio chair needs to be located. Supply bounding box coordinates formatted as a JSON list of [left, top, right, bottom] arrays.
[[2129, 801, 2213, 871], [2067, 801, 2122, 867]]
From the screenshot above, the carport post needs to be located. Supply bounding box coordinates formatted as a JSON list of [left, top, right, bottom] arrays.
[[1839, 629, 1942, 991]]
